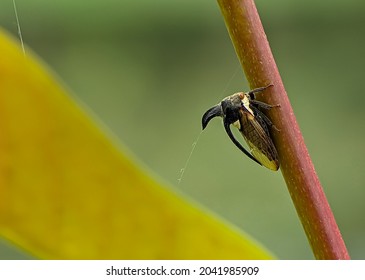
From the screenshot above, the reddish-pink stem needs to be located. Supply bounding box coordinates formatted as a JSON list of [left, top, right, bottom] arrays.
[[217, 0, 350, 259]]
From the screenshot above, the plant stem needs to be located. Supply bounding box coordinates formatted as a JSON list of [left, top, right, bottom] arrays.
[[217, 0, 350, 259]]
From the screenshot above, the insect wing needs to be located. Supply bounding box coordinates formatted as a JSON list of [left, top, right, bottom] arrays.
[[239, 109, 279, 171]]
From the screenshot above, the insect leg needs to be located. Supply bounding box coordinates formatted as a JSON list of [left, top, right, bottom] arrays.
[[250, 99, 280, 110], [247, 84, 273, 99], [247, 84, 273, 95]]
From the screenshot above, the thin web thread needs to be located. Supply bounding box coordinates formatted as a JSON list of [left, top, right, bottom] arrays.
[[12, 0, 25, 55], [177, 131, 202, 185], [177, 65, 240, 185], [219, 64, 241, 98]]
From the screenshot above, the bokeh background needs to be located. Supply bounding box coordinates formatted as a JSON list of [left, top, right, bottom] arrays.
[[1, 0, 364, 259]]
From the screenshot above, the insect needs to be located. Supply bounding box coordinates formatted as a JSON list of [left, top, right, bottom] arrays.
[[201, 84, 280, 171]]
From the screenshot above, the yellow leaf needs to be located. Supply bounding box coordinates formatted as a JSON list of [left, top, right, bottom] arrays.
[[0, 29, 273, 259]]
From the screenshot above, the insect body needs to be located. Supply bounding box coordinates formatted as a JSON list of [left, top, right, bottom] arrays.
[[202, 84, 280, 171]]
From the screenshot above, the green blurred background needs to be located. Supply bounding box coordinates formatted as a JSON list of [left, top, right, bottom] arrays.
[[1, 0, 364, 259]]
